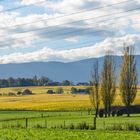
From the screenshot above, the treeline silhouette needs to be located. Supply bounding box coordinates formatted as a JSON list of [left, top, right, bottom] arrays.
[[0, 76, 74, 87]]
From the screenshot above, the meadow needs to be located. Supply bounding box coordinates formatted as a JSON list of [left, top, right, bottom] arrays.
[[0, 111, 139, 139], [0, 86, 139, 110], [0, 86, 139, 139], [0, 129, 140, 140]]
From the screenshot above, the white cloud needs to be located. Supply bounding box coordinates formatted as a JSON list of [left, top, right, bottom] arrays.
[[0, 34, 139, 64], [0, 0, 138, 63]]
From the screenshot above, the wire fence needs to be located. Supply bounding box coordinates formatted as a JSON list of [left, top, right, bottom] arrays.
[[0, 113, 139, 131]]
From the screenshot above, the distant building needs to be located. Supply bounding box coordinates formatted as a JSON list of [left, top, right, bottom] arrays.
[[76, 82, 89, 86]]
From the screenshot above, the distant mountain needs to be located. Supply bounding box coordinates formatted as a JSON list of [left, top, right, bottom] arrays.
[[0, 55, 140, 84]]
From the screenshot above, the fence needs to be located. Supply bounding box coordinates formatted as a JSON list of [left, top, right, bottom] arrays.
[[0, 111, 139, 131]]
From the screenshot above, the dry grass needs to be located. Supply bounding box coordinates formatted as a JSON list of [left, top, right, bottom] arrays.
[[0, 94, 91, 110], [0, 86, 87, 94], [0, 86, 139, 110]]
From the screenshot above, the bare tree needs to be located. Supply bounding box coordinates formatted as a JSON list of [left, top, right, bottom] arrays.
[[100, 51, 116, 117], [119, 45, 137, 117], [90, 60, 100, 117]]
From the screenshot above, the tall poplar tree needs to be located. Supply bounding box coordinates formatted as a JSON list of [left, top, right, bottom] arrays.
[[100, 51, 116, 117], [119, 45, 137, 117]]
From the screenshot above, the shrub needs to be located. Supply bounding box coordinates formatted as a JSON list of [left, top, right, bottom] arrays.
[[69, 123, 75, 129], [17, 91, 22, 95], [76, 122, 90, 130], [56, 87, 64, 94], [99, 109, 104, 117], [47, 90, 54, 94], [111, 111, 116, 117], [8, 92, 16, 96], [22, 89, 32, 95], [71, 87, 77, 94], [116, 110, 123, 116], [125, 123, 140, 131]]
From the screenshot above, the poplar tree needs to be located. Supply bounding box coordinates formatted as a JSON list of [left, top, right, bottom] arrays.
[[100, 51, 116, 117], [119, 45, 137, 117], [90, 60, 100, 117]]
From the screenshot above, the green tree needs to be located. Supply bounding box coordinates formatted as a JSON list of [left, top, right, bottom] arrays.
[[119, 45, 137, 117], [71, 87, 77, 94], [56, 87, 64, 94], [62, 80, 71, 86], [100, 51, 116, 117]]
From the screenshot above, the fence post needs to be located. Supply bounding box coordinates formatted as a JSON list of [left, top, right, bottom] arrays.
[[64, 120, 66, 128], [103, 120, 105, 130], [25, 118, 28, 128], [45, 120, 47, 128], [93, 117, 96, 130], [16, 121, 19, 128], [88, 110, 90, 115]]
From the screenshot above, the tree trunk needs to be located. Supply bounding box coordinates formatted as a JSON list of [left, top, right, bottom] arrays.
[[95, 105, 99, 117], [108, 101, 111, 117], [127, 105, 130, 117], [105, 104, 107, 117]]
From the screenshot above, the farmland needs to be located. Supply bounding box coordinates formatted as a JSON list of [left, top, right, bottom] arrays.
[[0, 86, 139, 139], [0, 129, 140, 140], [0, 86, 139, 110], [0, 111, 139, 139]]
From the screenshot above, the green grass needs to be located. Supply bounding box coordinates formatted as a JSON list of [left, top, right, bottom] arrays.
[[0, 111, 140, 130], [0, 111, 139, 139], [0, 129, 140, 140]]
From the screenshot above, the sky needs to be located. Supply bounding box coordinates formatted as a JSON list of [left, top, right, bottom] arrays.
[[0, 0, 139, 64]]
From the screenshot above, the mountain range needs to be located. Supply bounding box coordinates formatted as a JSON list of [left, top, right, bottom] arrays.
[[0, 55, 140, 84]]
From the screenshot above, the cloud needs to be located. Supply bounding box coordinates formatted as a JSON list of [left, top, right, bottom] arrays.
[[0, 34, 139, 64], [0, 0, 138, 63]]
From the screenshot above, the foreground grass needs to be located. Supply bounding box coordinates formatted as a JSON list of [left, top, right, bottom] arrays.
[[0, 129, 140, 140], [0, 111, 139, 140], [0, 111, 140, 130]]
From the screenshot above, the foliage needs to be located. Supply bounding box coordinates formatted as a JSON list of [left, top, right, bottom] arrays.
[[56, 87, 64, 94], [100, 52, 116, 117], [119, 45, 137, 117], [71, 87, 77, 94]]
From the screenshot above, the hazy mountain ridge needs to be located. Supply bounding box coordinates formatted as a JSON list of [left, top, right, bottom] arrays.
[[0, 55, 139, 84]]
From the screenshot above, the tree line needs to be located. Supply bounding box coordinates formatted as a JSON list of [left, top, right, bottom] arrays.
[[90, 45, 137, 117], [0, 76, 73, 87]]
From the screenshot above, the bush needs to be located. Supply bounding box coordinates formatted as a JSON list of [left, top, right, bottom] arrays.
[[56, 87, 64, 94], [116, 110, 123, 116], [111, 111, 116, 117], [125, 123, 140, 131], [76, 122, 90, 130], [22, 89, 32, 95], [17, 91, 22, 95], [99, 109, 104, 117], [106, 123, 140, 132], [8, 92, 16, 96], [69, 123, 75, 129], [71, 87, 77, 94], [47, 90, 54, 94]]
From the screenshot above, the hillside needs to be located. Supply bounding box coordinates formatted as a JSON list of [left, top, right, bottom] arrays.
[[0, 56, 139, 83]]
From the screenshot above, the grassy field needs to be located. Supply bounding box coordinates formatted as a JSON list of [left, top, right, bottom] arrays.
[[0, 111, 139, 139], [0, 86, 140, 139], [0, 111, 139, 129], [0, 129, 140, 140], [0, 86, 139, 110]]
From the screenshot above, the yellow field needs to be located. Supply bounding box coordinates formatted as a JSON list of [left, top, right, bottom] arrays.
[[0, 86, 87, 94], [0, 86, 139, 110]]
